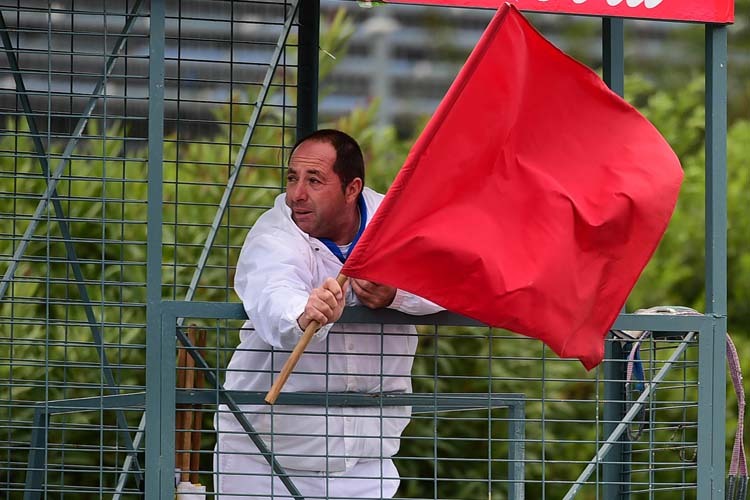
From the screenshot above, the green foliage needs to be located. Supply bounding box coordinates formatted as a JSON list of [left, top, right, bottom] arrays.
[[628, 73, 750, 336], [319, 8, 356, 86], [625, 74, 750, 486]]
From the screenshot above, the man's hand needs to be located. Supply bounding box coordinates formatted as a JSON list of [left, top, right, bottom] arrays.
[[297, 277, 346, 331], [351, 278, 396, 309]]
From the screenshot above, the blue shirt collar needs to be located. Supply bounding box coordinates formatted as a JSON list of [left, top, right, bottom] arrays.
[[318, 194, 368, 264]]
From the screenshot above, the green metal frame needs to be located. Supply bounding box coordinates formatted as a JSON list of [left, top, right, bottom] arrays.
[[701, 24, 729, 498], [601, 18, 630, 500], [144, 0, 167, 495], [297, 0, 320, 138], [2, 0, 727, 497]]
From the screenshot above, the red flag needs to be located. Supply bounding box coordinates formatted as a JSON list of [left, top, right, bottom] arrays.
[[342, 4, 683, 369]]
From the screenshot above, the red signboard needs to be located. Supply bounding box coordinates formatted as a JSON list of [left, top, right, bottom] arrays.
[[384, 0, 734, 23]]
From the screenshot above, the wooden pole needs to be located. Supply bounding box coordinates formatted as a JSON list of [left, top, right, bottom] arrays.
[[175, 344, 187, 477], [265, 273, 348, 404], [180, 327, 197, 483], [190, 328, 206, 485]]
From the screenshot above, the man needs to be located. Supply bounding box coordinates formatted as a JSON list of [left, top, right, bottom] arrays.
[[215, 129, 441, 499]]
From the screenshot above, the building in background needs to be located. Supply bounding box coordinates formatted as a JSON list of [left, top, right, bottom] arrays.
[[0, 0, 702, 137]]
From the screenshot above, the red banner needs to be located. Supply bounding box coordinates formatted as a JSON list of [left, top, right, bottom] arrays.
[[384, 0, 734, 23]]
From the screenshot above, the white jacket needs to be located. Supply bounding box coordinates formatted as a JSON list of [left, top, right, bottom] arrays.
[[217, 187, 442, 472]]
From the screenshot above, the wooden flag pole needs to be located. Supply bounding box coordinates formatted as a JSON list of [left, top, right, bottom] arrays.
[[265, 273, 348, 404], [189, 328, 206, 485], [175, 344, 187, 476], [180, 327, 197, 484]]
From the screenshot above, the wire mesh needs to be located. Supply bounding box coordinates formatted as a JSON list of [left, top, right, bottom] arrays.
[[161, 0, 300, 306], [1, 0, 150, 496], [168, 315, 701, 499], [0, 0, 299, 497]]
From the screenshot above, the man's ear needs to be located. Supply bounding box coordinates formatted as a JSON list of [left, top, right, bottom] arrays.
[[345, 177, 363, 203]]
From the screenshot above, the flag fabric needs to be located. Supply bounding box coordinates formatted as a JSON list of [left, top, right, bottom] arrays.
[[342, 4, 683, 369]]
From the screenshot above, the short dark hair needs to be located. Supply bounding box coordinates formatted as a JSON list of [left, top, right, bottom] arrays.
[[289, 129, 365, 193]]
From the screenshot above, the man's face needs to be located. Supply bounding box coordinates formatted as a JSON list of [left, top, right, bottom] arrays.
[[285, 140, 360, 243]]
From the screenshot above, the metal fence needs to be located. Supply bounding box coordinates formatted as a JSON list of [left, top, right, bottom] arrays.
[[0, 0, 728, 499]]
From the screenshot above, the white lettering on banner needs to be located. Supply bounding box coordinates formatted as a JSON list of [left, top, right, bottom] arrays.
[[537, 0, 664, 7], [611, 0, 664, 8]]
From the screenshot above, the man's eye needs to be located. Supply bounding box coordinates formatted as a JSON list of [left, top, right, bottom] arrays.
[[287, 176, 297, 182], [309, 178, 320, 184]]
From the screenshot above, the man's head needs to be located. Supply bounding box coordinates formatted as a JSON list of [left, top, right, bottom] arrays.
[[285, 129, 365, 244]]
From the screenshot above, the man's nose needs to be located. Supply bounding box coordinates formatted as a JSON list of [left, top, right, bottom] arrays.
[[289, 182, 308, 201]]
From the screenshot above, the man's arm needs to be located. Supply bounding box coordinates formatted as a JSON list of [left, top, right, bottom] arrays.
[[235, 232, 335, 349], [350, 278, 443, 315]]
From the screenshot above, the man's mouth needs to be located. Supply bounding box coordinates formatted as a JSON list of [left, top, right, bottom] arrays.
[[293, 209, 313, 218]]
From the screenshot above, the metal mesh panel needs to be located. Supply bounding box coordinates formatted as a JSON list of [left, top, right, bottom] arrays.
[[1, 0, 150, 496], [163, 313, 701, 499], [623, 335, 699, 497], [161, 0, 299, 304], [0, 0, 299, 497]]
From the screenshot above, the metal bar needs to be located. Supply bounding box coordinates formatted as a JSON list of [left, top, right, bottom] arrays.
[[507, 400, 526, 500], [613, 314, 712, 333], [602, 20, 629, 499], [144, 0, 166, 495], [33, 393, 145, 412], [179, 1, 299, 311], [23, 408, 48, 500], [296, 0, 320, 139], [562, 332, 697, 500], [175, 326, 304, 500], [161, 300, 713, 331], [602, 340, 630, 499], [704, 27, 728, 318], [160, 304, 177, 498], [697, 23, 728, 500], [698, 319, 726, 499], [2, 3, 146, 485], [0, 0, 144, 302], [602, 18, 624, 96], [175, 389, 524, 409]]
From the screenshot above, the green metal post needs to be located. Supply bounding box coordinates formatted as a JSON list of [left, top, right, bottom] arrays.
[[507, 401, 526, 500], [698, 23, 727, 500], [23, 408, 48, 500], [705, 25, 728, 318], [160, 311, 177, 498], [145, 0, 166, 497], [602, 17, 629, 500], [602, 18, 624, 95], [296, 0, 319, 139]]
